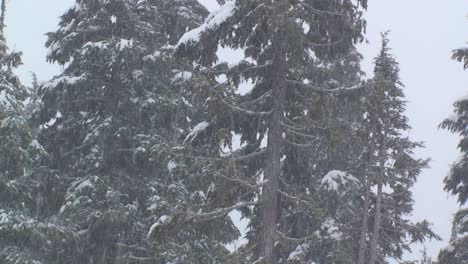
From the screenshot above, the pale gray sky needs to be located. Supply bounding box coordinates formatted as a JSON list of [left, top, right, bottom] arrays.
[[5, 0, 468, 261]]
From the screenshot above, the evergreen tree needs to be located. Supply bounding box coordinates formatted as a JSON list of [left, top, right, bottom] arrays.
[[277, 47, 367, 264], [437, 45, 468, 264], [0, 0, 50, 262], [359, 33, 438, 264], [35, 0, 227, 263], [176, 0, 368, 262]]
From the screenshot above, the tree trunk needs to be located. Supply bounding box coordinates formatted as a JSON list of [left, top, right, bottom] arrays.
[[357, 185, 371, 264], [369, 135, 387, 264], [369, 179, 383, 264], [0, 0, 5, 33], [357, 134, 376, 264], [260, 41, 287, 263]]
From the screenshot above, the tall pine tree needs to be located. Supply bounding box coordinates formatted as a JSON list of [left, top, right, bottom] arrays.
[[359, 33, 438, 264], [35, 0, 230, 263], [176, 0, 368, 262]]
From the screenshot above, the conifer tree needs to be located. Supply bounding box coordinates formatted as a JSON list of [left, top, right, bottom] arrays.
[[359, 33, 438, 264], [35, 0, 226, 263], [0, 0, 49, 262], [277, 47, 367, 264], [437, 45, 468, 264], [176, 0, 368, 262]]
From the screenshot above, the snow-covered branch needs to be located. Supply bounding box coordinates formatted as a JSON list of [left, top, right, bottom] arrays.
[[297, 1, 346, 17], [279, 190, 316, 209], [177, 1, 236, 47], [180, 149, 266, 162], [187, 201, 258, 223], [284, 138, 317, 148], [276, 230, 320, 244], [287, 80, 366, 94], [283, 126, 318, 139], [215, 172, 269, 190], [219, 95, 272, 117]]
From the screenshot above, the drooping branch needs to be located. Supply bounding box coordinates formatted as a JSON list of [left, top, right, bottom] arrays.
[[307, 32, 357, 48], [279, 190, 317, 210], [218, 95, 272, 117], [281, 121, 306, 132], [283, 126, 318, 139], [186, 201, 259, 223], [180, 149, 266, 162], [204, 61, 272, 76], [116, 254, 157, 262], [275, 230, 320, 244], [283, 138, 317, 148], [287, 80, 366, 95], [214, 171, 269, 190], [296, 1, 346, 17]]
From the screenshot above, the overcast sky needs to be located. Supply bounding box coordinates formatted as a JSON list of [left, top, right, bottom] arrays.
[[5, 0, 468, 261]]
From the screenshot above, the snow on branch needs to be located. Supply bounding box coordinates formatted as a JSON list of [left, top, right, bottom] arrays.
[[42, 74, 87, 90], [187, 201, 258, 223], [184, 121, 210, 142], [147, 215, 172, 239], [177, 1, 236, 47], [214, 172, 269, 190], [297, 1, 347, 17], [219, 95, 273, 117], [180, 149, 266, 162], [283, 138, 317, 149], [279, 190, 317, 209], [283, 125, 318, 139], [320, 170, 358, 192], [147, 201, 258, 240], [276, 230, 320, 244], [287, 79, 366, 95]]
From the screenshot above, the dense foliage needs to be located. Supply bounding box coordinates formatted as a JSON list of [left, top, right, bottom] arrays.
[[0, 1, 451, 264]]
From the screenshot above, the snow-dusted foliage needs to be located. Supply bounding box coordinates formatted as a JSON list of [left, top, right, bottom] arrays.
[[0, 16, 52, 263], [320, 170, 358, 193], [177, 0, 236, 46], [33, 0, 233, 263], [177, 0, 370, 262], [437, 208, 468, 263], [357, 34, 437, 264], [440, 91, 468, 205], [0, 1, 450, 263]]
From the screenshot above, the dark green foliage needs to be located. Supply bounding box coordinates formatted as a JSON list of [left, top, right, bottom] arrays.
[[437, 45, 468, 264], [33, 0, 229, 263], [0, 21, 51, 264], [176, 0, 368, 262], [359, 34, 438, 264]]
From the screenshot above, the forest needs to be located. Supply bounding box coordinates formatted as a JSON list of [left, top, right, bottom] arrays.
[[0, 0, 467, 263]]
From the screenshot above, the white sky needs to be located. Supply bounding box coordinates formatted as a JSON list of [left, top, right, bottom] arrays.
[[5, 0, 468, 261]]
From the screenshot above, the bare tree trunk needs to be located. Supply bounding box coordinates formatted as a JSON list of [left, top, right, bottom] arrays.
[[357, 138, 375, 264], [369, 179, 383, 264], [357, 179, 371, 264], [0, 0, 6, 34], [357, 153, 373, 264], [260, 40, 287, 264], [369, 135, 387, 264]]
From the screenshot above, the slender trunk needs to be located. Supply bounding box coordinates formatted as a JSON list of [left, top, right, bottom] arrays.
[[369, 135, 387, 264], [369, 179, 383, 264], [260, 41, 287, 263], [357, 130, 376, 263], [103, 64, 122, 177], [0, 0, 5, 33], [357, 137, 375, 264], [357, 182, 371, 264]]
